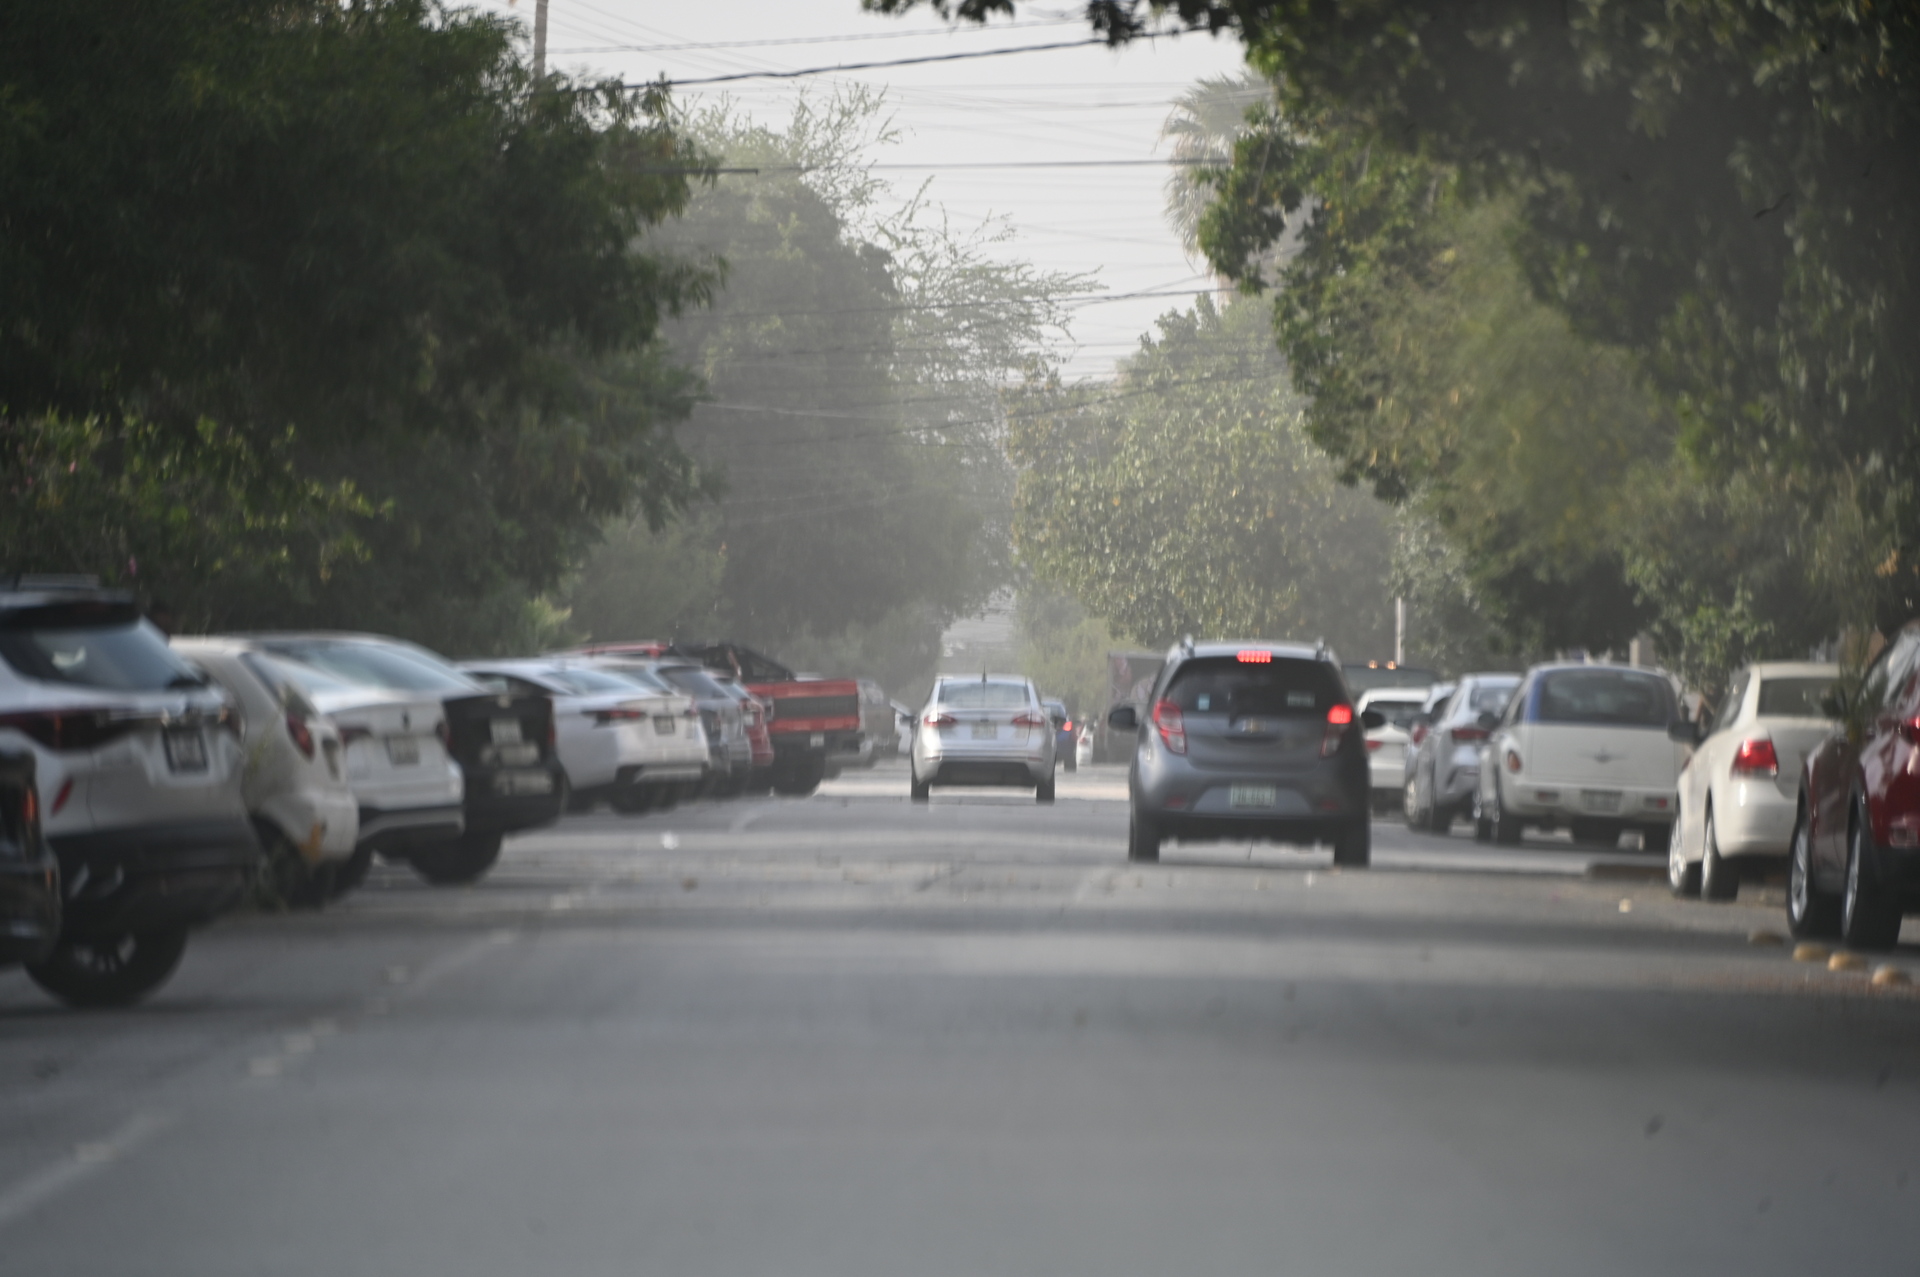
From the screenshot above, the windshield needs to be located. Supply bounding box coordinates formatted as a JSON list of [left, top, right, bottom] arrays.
[[1756, 676, 1835, 719], [0, 610, 202, 692], [258, 639, 478, 695], [937, 680, 1031, 709], [1534, 669, 1674, 727]]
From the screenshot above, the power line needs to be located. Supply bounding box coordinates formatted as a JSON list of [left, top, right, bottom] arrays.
[[562, 38, 1135, 90], [548, 17, 1080, 55]]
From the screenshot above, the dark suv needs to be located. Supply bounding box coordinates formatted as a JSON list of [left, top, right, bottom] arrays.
[[1108, 640, 1381, 865]]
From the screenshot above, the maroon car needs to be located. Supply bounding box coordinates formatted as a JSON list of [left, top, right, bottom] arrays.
[[1789, 621, 1920, 948]]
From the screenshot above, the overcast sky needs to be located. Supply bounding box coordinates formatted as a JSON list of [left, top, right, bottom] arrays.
[[463, 0, 1248, 379]]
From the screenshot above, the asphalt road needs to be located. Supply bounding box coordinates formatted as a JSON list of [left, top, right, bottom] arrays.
[[3, 760, 1918, 1276]]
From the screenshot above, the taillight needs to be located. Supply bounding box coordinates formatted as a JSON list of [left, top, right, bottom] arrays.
[[285, 713, 315, 760], [0, 709, 144, 752], [1366, 739, 1384, 752], [1505, 748, 1523, 773], [1151, 699, 1186, 754], [51, 778, 74, 815], [1731, 737, 1779, 777], [590, 707, 648, 726], [1320, 703, 1353, 757], [1451, 726, 1489, 743], [924, 712, 956, 728], [1012, 713, 1047, 728], [1410, 724, 1429, 747], [1063, 719, 1073, 733], [21, 785, 37, 827]]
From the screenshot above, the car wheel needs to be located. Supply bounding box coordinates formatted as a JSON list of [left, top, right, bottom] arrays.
[[561, 775, 594, 814], [909, 763, 931, 803], [325, 843, 375, 901], [1492, 782, 1522, 846], [1332, 817, 1371, 868], [1036, 777, 1056, 803], [1699, 809, 1738, 901], [26, 928, 190, 1008], [409, 830, 504, 887], [1403, 777, 1421, 830], [1430, 796, 1455, 835], [1786, 802, 1841, 939], [253, 824, 329, 912], [1127, 809, 1160, 863], [1667, 818, 1701, 898], [1841, 800, 1903, 951], [1472, 792, 1493, 842], [1063, 753, 1077, 774]]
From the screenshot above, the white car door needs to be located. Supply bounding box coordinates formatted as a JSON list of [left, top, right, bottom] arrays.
[[1679, 669, 1748, 863]]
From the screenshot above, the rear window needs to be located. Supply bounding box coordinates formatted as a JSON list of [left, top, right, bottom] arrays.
[[0, 610, 201, 692], [1534, 669, 1673, 727], [259, 640, 478, 695], [1165, 657, 1343, 718], [1368, 700, 1424, 730], [1756, 677, 1833, 719], [545, 668, 649, 696], [657, 665, 730, 699], [1465, 684, 1517, 714], [938, 680, 1031, 710]]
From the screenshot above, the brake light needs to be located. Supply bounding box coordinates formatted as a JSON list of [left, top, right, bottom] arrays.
[[1505, 748, 1523, 773], [1410, 724, 1429, 747], [1451, 726, 1489, 743], [1236, 650, 1271, 663], [51, 778, 74, 815], [1731, 737, 1779, 777], [1326, 704, 1353, 725], [285, 713, 315, 760], [1366, 739, 1384, 752], [924, 712, 956, 728], [1320, 702, 1353, 757], [1151, 699, 1186, 754], [1063, 719, 1073, 733], [1012, 713, 1047, 728], [591, 707, 648, 724]]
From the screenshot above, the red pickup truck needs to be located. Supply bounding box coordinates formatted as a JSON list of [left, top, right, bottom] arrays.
[[565, 641, 862, 796]]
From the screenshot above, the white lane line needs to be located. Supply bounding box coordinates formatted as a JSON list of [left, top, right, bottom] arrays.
[[0, 1110, 174, 1231]]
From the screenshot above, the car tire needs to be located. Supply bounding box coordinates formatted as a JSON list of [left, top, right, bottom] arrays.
[[1842, 799, 1903, 951], [326, 843, 375, 901], [1403, 777, 1422, 830], [610, 785, 657, 815], [254, 824, 330, 912], [1063, 753, 1077, 774], [1667, 820, 1701, 898], [1127, 810, 1160, 863], [26, 928, 190, 1008], [561, 775, 593, 814], [1332, 817, 1371, 868], [1492, 782, 1522, 846], [1429, 793, 1455, 834], [1699, 809, 1738, 902], [1473, 793, 1493, 842], [910, 768, 930, 803], [408, 830, 504, 886], [1787, 801, 1841, 939], [1036, 777, 1056, 803]]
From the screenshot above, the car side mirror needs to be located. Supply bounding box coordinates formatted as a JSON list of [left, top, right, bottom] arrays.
[[1360, 708, 1386, 731], [1476, 711, 1498, 732], [1107, 705, 1138, 731]]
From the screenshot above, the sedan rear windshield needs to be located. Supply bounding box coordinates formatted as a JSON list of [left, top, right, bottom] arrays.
[[259, 640, 478, 695], [1164, 657, 1344, 718], [656, 665, 730, 700], [938, 680, 1031, 710], [1534, 670, 1674, 727], [544, 668, 651, 696], [1367, 700, 1424, 730], [0, 616, 203, 692], [1756, 677, 1834, 719]]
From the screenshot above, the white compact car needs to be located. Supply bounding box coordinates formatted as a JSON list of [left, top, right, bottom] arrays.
[[459, 659, 707, 812], [173, 638, 360, 906], [910, 675, 1057, 802], [1357, 687, 1428, 813], [0, 583, 256, 1006], [1670, 660, 1838, 900], [1476, 663, 1690, 851]]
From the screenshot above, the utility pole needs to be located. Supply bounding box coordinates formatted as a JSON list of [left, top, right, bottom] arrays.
[[533, 0, 549, 79], [1394, 597, 1405, 666]]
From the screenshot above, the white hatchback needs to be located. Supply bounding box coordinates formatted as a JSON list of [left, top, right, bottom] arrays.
[[1670, 660, 1837, 900], [173, 638, 360, 906], [1477, 663, 1690, 851]]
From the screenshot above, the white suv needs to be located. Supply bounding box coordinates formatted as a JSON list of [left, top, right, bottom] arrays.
[[0, 582, 256, 1006]]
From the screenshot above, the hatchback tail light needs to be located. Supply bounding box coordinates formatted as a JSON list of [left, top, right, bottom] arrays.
[[1320, 703, 1353, 757], [1151, 699, 1186, 754], [924, 712, 956, 728], [1731, 737, 1779, 777], [285, 713, 316, 760], [1451, 726, 1489, 743]]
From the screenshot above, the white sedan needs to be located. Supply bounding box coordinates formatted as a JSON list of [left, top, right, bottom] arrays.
[[1670, 660, 1837, 900], [1356, 687, 1429, 813]]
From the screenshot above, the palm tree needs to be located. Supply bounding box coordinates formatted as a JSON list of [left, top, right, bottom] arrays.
[[1160, 71, 1272, 262]]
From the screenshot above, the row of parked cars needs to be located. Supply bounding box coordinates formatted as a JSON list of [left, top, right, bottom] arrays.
[[0, 577, 920, 1009]]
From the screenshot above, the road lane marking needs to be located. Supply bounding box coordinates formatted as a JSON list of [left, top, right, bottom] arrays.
[[0, 1111, 174, 1231]]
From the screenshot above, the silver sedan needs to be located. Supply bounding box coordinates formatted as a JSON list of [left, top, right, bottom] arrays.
[[910, 675, 1056, 803]]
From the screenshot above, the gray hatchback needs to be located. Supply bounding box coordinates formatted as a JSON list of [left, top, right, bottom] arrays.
[[1107, 640, 1380, 865]]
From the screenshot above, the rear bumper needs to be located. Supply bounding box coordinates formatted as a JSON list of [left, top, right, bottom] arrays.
[[923, 759, 1050, 787], [47, 818, 258, 940], [1501, 780, 1676, 827], [1709, 787, 1798, 858], [358, 801, 465, 852], [465, 765, 564, 833], [1145, 812, 1358, 847], [771, 729, 862, 759]]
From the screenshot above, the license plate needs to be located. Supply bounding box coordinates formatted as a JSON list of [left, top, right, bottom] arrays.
[[653, 716, 676, 736], [809, 732, 825, 747], [1231, 784, 1278, 809], [1581, 790, 1621, 813], [490, 717, 523, 746], [492, 742, 539, 767], [387, 736, 420, 766], [163, 728, 207, 773], [971, 723, 997, 740], [494, 769, 553, 796]]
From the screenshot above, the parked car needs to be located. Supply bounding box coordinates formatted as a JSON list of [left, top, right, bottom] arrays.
[[0, 582, 257, 1006], [1076, 724, 1094, 769], [1108, 641, 1381, 866], [1401, 681, 1457, 780], [173, 637, 361, 907], [249, 635, 561, 885], [1404, 674, 1519, 832], [710, 674, 775, 792], [0, 749, 61, 973], [1474, 664, 1687, 850], [1670, 661, 1837, 901], [1788, 625, 1920, 948], [1042, 698, 1077, 772], [458, 659, 708, 814], [1356, 687, 1428, 813], [891, 700, 916, 757], [911, 675, 1058, 802], [585, 658, 748, 798], [851, 678, 898, 768]]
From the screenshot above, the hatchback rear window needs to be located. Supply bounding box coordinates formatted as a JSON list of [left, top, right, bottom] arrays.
[[1756, 677, 1833, 719], [0, 609, 201, 692], [938, 680, 1031, 710], [1164, 657, 1343, 718], [1534, 670, 1673, 727]]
